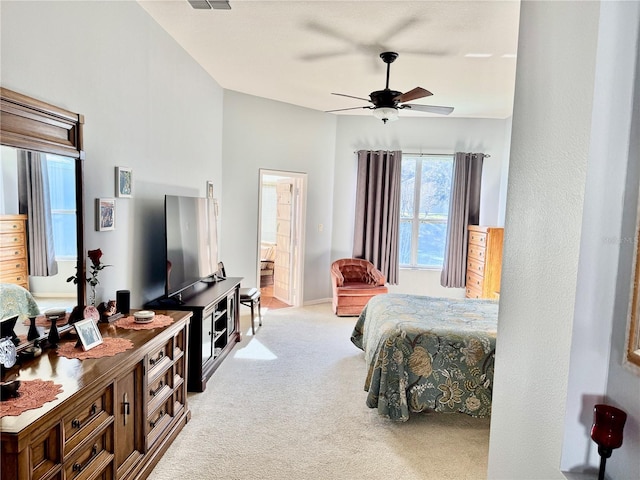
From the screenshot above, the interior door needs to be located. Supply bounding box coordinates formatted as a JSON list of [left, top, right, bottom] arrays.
[[274, 180, 293, 304]]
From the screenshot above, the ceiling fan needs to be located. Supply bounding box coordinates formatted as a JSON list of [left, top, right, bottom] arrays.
[[327, 52, 454, 124]]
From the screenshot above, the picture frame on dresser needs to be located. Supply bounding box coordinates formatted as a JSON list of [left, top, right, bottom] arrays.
[[73, 318, 103, 350]]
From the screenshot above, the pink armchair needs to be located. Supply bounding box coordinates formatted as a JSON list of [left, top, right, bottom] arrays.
[[331, 258, 388, 316]]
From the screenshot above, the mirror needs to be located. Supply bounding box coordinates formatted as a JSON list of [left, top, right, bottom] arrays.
[[0, 87, 85, 348]]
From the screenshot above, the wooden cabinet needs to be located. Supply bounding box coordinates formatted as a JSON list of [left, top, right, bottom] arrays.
[[147, 278, 241, 392], [0, 310, 191, 480], [466, 225, 504, 300], [0, 214, 29, 290]]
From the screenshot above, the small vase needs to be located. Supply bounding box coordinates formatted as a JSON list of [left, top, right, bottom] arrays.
[[27, 317, 40, 341], [88, 285, 97, 307], [48, 318, 60, 346]]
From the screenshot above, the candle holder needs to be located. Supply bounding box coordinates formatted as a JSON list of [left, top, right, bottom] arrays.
[[590, 404, 627, 480]]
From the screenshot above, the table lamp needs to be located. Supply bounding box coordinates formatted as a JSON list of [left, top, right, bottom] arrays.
[[590, 403, 627, 480]]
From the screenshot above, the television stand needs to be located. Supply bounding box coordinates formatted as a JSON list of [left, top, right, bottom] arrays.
[[146, 277, 242, 392]]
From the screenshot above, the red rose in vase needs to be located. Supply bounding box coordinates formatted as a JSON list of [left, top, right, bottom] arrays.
[[88, 248, 103, 267]]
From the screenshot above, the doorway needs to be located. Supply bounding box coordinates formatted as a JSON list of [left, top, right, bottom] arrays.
[[257, 169, 307, 309]]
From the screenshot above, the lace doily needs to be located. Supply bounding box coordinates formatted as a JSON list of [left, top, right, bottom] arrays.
[[0, 379, 63, 418], [115, 314, 174, 330], [57, 337, 134, 360]]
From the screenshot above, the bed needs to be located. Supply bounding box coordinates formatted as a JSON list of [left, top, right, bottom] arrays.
[[350, 293, 498, 421], [0, 283, 40, 321]]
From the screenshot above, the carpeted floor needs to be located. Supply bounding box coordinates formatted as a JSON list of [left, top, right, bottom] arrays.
[[148, 303, 490, 480]]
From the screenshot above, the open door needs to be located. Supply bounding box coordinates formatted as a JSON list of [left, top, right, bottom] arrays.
[[273, 180, 293, 304], [258, 170, 306, 308]]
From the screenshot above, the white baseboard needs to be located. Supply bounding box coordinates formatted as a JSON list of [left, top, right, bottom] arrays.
[[303, 298, 332, 306]]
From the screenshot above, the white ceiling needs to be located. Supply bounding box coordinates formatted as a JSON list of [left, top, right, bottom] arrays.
[[138, 0, 521, 119]]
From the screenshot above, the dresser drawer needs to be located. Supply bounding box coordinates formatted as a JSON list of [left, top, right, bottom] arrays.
[[466, 286, 483, 299], [147, 369, 173, 414], [1, 257, 27, 274], [466, 270, 484, 291], [147, 397, 174, 450], [173, 328, 186, 357], [30, 424, 61, 480], [64, 428, 113, 480], [468, 230, 487, 247], [0, 232, 26, 248], [468, 244, 486, 262], [174, 356, 185, 387], [467, 257, 485, 277], [147, 342, 172, 381], [64, 386, 113, 456], [0, 271, 28, 285], [0, 245, 27, 261], [0, 218, 26, 233]]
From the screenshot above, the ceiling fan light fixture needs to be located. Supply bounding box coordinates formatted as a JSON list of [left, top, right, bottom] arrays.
[[373, 107, 398, 124]]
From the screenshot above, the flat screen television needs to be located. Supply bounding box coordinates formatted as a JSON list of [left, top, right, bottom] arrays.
[[164, 195, 218, 299]]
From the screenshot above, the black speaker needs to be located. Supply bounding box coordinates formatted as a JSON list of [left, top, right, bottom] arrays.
[[116, 290, 130, 315]]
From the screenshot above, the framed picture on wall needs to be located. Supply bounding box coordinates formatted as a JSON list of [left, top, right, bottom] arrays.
[[116, 166, 133, 198], [96, 198, 115, 231]]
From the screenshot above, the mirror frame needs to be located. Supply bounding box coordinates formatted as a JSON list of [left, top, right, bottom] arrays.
[[0, 87, 86, 305]]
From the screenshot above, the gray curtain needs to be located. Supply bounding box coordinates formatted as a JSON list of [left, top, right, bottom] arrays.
[[440, 152, 485, 288], [18, 150, 58, 276], [353, 150, 402, 284]]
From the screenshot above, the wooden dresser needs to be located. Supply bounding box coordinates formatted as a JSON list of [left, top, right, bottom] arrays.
[[1, 310, 191, 480], [465, 225, 504, 300], [0, 214, 29, 290]]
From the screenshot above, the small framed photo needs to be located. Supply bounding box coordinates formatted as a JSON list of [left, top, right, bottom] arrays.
[[73, 318, 103, 351], [116, 166, 133, 198], [206, 181, 214, 199], [96, 198, 115, 231]]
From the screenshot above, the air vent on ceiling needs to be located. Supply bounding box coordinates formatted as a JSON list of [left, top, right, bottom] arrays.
[[188, 0, 231, 9]]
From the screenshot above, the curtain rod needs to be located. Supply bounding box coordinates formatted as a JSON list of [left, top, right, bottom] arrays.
[[354, 151, 491, 158]]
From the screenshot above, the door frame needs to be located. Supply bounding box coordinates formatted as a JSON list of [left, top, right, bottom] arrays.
[[257, 169, 307, 307]]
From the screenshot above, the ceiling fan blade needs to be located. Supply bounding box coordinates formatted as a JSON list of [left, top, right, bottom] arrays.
[[331, 93, 372, 103], [306, 21, 357, 46], [402, 104, 454, 115], [299, 50, 352, 61], [395, 87, 433, 103], [325, 106, 372, 113]]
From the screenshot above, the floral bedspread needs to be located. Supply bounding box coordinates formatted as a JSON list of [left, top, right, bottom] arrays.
[[0, 283, 40, 321], [351, 294, 498, 422]]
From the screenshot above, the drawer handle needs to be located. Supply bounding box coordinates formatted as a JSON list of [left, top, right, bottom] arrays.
[[150, 410, 165, 428], [149, 351, 165, 366], [150, 381, 164, 397], [71, 404, 98, 429], [72, 444, 98, 474], [123, 392, 130, 426]]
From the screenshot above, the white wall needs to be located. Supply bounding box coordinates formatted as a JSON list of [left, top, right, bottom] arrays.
[[220, 90, 337, 302], [488, 1, 639, 478], [0, 0, 225, 307], [561, 1, 640, 475], [332, 114, 511, 299]]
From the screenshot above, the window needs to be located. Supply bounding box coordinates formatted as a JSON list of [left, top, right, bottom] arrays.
[[399, 155, 453, 268], [46, 154, 77, 259]]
